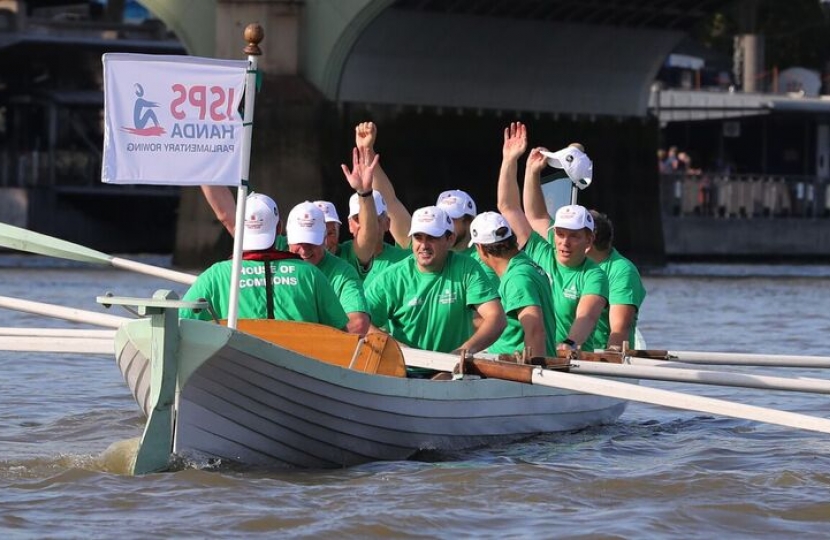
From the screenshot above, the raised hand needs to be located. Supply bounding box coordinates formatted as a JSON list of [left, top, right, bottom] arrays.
[[355, 122, 377, 151], [526, 146, 549, 176], [341, 146, 380, 194], [502, 122, 527, 161]]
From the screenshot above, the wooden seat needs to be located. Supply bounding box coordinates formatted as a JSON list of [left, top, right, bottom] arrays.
[[222, 319, 407, 378]]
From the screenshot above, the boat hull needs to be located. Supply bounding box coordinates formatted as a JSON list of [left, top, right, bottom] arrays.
[[114, 319, 627, 469]]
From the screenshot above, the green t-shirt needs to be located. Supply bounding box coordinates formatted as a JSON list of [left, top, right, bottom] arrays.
[[488, 252, 558, 356], [338, 240, 409, 286], [455, 244, 476, 257], [591, 248, 646, 348], [180, 257, 348, 330], [365, 251, 499, 352], [316, 251, 368, 315], [277, 235, 367, 315], [523, 232, 609, 351], [275, 234, 288, 251], [467, 246, 500, 288]]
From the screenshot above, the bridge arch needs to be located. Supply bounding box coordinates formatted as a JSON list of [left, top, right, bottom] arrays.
[[139, 0, 217, 57], [139, 0, 727, 119], [321, 1, 728, 118]]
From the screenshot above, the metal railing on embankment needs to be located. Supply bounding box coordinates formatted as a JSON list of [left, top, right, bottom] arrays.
[[660, 173, 830, 219]]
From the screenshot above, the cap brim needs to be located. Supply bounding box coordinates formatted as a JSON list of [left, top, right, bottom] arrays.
[[409, 226, 447, 237], [287, 232, 324, 245]]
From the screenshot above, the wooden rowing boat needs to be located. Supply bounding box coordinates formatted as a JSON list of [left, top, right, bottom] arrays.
[[6, 287, 830, 475], [5, 219, 830, 473], [110, 292, 627, 473]]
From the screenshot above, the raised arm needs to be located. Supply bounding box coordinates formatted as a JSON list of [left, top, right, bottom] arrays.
[[201, 185, 237, 235], [356, 121, 412, 247], [523, 147, 554, 237], [341, 146, 380, 266], [496, 122, 533, 248]]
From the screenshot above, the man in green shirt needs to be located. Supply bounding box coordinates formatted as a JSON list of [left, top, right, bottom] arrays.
[[336, 187, 409, 286], [285, 201, 371, 335], [496, 122, 609, 353], [365, 205, 506, 354], [180, 193, 348, 330], [515, 137, 641, 352], [469, 211, 557, 357], [587, 210, 646, 350], [312, 200, 342, 255], [353, 122, 497, 288], [436, 188, 500, 288], [436, 189, 477, 256]]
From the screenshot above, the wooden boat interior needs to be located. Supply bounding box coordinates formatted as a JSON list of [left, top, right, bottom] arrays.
[[221, 319, 407, 378]]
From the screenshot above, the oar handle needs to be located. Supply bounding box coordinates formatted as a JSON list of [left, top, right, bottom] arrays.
[[0, 295, 129, 328]]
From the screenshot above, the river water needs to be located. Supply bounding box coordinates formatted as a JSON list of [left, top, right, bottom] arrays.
[[2, 256, 830, 538]]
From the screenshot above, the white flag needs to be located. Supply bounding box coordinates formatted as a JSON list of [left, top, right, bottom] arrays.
[[102, 53, 248, 186]]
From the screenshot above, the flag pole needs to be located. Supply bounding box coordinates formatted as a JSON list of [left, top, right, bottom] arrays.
[[227, 23, 264, 329]]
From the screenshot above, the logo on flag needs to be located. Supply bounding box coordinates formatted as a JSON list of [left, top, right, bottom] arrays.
[[122, 83, 166, 136]]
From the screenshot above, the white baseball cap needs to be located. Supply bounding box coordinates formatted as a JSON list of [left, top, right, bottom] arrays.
[[540, 146, 593, 190], [348, 190, 388, 218], [242, 193, 279, 251], [408, 205, 454, 237], [552, 204, 595, 232], [313, 200, 342, 224], [436, 189, 477, 219], [468, 211, 513, 247], [286, 201, 326, 245]]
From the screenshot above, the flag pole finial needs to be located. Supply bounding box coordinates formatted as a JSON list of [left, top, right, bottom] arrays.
[[243, 23, 264, 56]]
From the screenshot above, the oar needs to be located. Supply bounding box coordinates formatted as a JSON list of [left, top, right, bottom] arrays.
[[574, 357, 830, 395], [629, 348, 830, 369], [400, 348, 830, 434], [0, 222, 196, 285], [460, 356, 830, 435], [0, 294, 129, 328]]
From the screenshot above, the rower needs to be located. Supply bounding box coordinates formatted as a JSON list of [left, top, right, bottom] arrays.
[[354, 121, 497, 286], [586, 210, 647, 351], [330, 145, 409, 285], [495, 121, 609, 352], [196, 188, 370, 335], [469, 211, 557, 357], [179, 193, 348, 330], [312, 200, 342, 255], [435, 188, 477, 256], [517, 136, 642, 352], [285, 201, 371, 335], [364, 205, 506, 356]]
